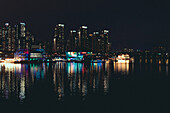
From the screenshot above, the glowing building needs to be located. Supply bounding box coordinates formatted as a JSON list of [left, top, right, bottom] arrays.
[[29, 49, 46, 61], [100, 30, 109, 55], [0, 29, 2, 51], [0, 22, 34, 53], [14, 49, 29, 61], [1, 23, 12, 51], [67, 30, 78, 51], [92, 32, 100, 54], [54, 24, 65, 54], [14, 49, 46, 62], [25, 31, 34, 50], [78, 26, 89, 51], [66, 51, 92, 61], [15, 23, 26, 49]]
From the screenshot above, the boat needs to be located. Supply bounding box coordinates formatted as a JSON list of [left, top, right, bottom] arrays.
[[4, 58, 15, 63], [116, 54, 134, 63], [52, 57, 66, 62]]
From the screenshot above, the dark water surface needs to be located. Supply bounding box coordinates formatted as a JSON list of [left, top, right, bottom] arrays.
[[0, 60, 170, 113]]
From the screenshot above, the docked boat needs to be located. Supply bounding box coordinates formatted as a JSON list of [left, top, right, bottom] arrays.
[[4, 58, 15, 63], [116, 54, 134, 63], [52, 57, 66, 62]]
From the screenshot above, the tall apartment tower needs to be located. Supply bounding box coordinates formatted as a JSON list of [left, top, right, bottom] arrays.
[[78, 26, 89, 51], [11, 27, 16, 51], [1, 23, 12, 51], [54, 24, 65, 54], [15, 23, 26, 49], [0, 29, 2, 51], [26, 31, 34, 50], [0, 22, 34, 52], [92, 32, 100, 53], [100, 30, 109, 55], [67, 30, 78, 51]]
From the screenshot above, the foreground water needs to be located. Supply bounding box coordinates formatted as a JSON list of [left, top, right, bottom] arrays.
[[0, 60, 170, 113]]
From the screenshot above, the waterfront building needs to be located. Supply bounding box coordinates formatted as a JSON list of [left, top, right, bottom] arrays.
[[29, 49, 46, 61], [14, 49, 29, 61], [66, 51, 92, 61], [14, 49, 46, 62]]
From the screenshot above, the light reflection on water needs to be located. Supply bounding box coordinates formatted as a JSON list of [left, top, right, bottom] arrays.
[[0, 60, 169, 102], [113, 62, 131, 75], [0, 63, 48, 102]]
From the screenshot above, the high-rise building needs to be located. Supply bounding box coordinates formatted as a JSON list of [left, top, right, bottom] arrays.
[[89, 30, 110, 55], [107, 42, 112, 55], [0, 22, 34, 53], [1, 23, 12, 51], [11, 27, 16, 52], [78, 26, 89, 51], [25, 31, 34, 50], [89, 33, 93, 52], [0, 29, 2, 51], [54, 24, 65, 54], [67, 30, 78, 51], [100, 30, 109, 55], [91, 32, 100, 53], [15, 23, 26, 49]]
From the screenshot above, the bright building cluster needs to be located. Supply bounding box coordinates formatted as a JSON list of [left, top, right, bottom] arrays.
[[0, 22, 35, 57], [53, 24, 112, 56]]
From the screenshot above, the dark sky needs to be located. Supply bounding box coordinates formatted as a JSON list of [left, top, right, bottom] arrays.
[[0, 0, 170, 50]]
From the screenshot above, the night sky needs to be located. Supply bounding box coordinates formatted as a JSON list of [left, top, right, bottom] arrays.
[[0, 0, 169, 50]]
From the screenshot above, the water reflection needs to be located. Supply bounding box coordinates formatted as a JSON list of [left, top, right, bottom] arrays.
[[0, 60, 169, 103], [53, 62, 65, 100], [113, 62, 130, 75], [52, 62, 111, 100], [0, 63, 48, 102]]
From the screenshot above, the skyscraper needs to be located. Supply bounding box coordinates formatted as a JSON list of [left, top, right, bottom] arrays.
[[15, 23, 26, 49], [1, 23, 12, 51], [100, 30, 109, 55], [78, 26, 89, 51], [54, 24, 65, 54], [11, 27, 16, 52], [0, 22, 34, 53], [91, 32, 100, 54], [67, 30, 78, 51], [26, 31, 34, 50], [0, 29, 2, 51]]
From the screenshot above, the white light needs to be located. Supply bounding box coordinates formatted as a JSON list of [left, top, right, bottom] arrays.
[[117, 60, 130, 63], [5, 23, 9, 26], [104, 30, 109, 33], [58, 24, 64, 27], [94, 32, 99, 35], [82, 26, 87, 29], [20, 23, 26, 25]]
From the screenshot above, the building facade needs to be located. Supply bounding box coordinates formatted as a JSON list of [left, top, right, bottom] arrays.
[[54, 24, 65, 54], [0, 22, 34, 53], [78, 26, 89, 51]]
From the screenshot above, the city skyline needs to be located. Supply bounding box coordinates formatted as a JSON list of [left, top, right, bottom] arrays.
[[0, 1, 170, 112], [0, 21, 169, 52], [0, 0, 169, 50]]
